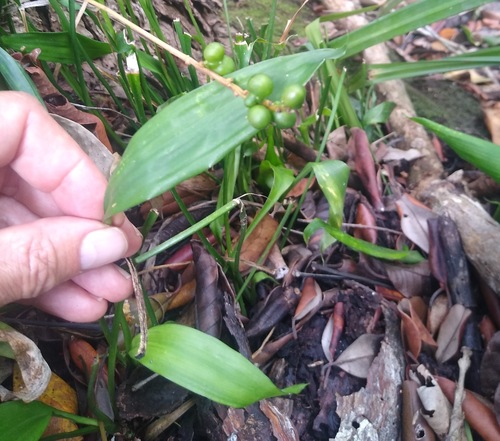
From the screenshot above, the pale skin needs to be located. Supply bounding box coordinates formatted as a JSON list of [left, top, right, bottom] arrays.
[[0, 91, 142, 322]]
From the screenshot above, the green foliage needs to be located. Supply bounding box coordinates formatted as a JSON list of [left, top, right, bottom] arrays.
[[0, 47, 44, 103], [414, 117, 500, 183], [0, 32, 112, 63], [130, 323, 306, 407], [304, 219, 424, 264], [104, 48, 343, 219]]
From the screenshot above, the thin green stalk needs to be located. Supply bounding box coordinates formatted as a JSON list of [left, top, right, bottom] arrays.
[[263, 0, 278, 60], [236, 201, 295, 301], [134, 199, 241, 264]]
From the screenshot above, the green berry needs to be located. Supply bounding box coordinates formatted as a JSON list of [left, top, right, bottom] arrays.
[[247, 105, 272, 130], [213, 55, 236, 76], [281, 84, 306, 109], [244, 93, 260, 108], [203, 42, 225, 64], [273, 111, 296, 129], [247, 73, 274, 99]]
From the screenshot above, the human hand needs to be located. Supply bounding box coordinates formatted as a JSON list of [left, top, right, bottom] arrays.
[[0, 91, 142, 322]]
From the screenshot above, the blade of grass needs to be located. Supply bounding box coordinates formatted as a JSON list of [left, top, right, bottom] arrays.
[[330, 0, 495, 59]]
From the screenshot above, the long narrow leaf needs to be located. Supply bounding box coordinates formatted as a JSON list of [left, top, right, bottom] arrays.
[[304, 218, 424, 264], [414, 117, 500, 183], [330, 0, 495, 59], [369, 47, 500, 83], [0, 32, 112, 63], [0, 47, 44, 104], [130, 323, 306, 408], [104, 48, 343, 219]]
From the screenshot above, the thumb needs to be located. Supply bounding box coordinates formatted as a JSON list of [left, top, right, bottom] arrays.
[[0, 216, 130, 306]]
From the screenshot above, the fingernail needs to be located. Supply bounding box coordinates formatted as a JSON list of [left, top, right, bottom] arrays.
[[80, 228, 128, 271]]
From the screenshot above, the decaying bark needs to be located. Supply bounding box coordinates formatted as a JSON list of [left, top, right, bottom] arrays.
[[420, 181, 500, 297]]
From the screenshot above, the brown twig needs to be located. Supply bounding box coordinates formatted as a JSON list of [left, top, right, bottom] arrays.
[[125, 258, 148, 358]]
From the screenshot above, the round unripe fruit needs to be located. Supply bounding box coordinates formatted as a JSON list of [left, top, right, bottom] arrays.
[[244, 93, 260, 108], [247, 73, 274, 99], [247, 105, 272, 130], [203, 42, 225, 64], [273, 111, 296, 129], [213, 55, 236, 76], [281, 84, 306, 109]]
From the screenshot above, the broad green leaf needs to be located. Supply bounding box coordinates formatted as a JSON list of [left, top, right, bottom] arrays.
[[414, 117, 500, 183], [130, 323, 306, 408], [104, 49, 343, 219], [362, 101, 396, 126], [0, 401, 52, 441], [312, 160, 350, 229], [250, 161, 295, 236], [331, 0, 495, 59], [304, 218, 424, 264], [0, 47, 44, 104], [369, 47, 500, 83], [0, 32, 112, 63]]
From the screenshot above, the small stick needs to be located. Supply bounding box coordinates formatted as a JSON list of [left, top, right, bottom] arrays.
[[126, 258, 148, 358]]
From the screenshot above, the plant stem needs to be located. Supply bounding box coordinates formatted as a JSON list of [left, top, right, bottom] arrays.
[[78, 0, 247, 98]]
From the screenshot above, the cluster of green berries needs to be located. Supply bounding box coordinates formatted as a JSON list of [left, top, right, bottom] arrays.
[[245, 73, 306, 130], [203, 42, 235, 76], [203, 42, 306, 130]]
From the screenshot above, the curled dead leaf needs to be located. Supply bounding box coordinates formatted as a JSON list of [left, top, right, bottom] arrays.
[[0, 322, 51, 402], [435, 304, 472, 364]]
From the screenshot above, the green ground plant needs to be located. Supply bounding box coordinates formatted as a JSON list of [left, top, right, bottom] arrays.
[[1, 0, 499, 437]]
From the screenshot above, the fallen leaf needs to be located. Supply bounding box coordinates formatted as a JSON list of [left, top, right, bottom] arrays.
[[333, 334, 383, 379], [385, 260, 432, 298], [482, 101, 500, 145], [35, 371, 81, 440], [396, 194, 436, 253], [0, 322, 51, 402], [402, 380, 437, 441], [321, 302, 345, 363], [349, 128, 384, 211], [294, 277, 323, 321], [479, 331, 500, 399], [410, 365, 451, 439], [427, 291, 449, 337], [435, 304, 472, 364], [354, 201, 378, 244], [436, 375, 500, 441], [238, 214, 279, 273], [398, 298, 438, 359]]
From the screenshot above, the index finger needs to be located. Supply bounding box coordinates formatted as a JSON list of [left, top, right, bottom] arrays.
[[0, 91, 108, 220]]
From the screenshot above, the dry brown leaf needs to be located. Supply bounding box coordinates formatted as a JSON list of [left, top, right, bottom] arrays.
[[402, 380, 436, 441], [435, 304, 472, 364], [238, 214, 279, 273], [482, 101, 500, 145], [0, 323, 51, 402], [34, 371, 81, 440], [436, 375, 500, 441], [410, 365, 452, 439], [398, 297, 438, 359], [333, 334, 383, 378], [396, 194, 436, 253], [385, 260, 432, 298], [427, 291, 449, 337], [294, 277, 323, 321], [479, 331, 500, 399]]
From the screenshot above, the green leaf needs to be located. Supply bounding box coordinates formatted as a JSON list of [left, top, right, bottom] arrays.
[[130, 323, 306, 408], [414, 117, 500, 183], [331, 0, 495, 59], [0, 47, 44, 104], [104, 48, 343, 219], [304, 219, 424, 264], [369, 46, 500, 83], [312, 160, 350, 229], [362, 101, 396, 126], [0, 32, 112, 63], [0, 401, 52, 441]]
